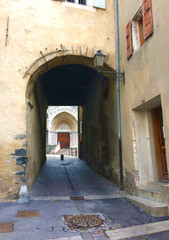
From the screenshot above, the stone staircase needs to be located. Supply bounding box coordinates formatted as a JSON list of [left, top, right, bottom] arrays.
[[55, 148, 70, 156], [46, 145, 57, 154], [137, 181, 169, 205], [127, 181, 169, 217]]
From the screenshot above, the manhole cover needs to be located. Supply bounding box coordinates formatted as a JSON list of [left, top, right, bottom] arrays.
[[64, 215, 104, 231]]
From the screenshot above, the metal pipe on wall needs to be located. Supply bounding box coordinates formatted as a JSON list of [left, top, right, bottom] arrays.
[[115, 0, 123, 189]]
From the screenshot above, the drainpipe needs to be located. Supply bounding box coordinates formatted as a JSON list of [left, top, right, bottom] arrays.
[[115, 0, 123, 189]]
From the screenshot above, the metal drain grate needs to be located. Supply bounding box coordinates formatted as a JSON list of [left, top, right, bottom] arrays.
[[64, 215, 104, 231], [70, 196, 85, 201]]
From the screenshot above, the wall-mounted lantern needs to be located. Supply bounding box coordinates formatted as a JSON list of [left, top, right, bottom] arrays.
[[93, 50, 106, 68], [94, 50, 125, 84]]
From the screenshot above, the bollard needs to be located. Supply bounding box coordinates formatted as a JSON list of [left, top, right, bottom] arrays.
[[61, 154, 64, 160]]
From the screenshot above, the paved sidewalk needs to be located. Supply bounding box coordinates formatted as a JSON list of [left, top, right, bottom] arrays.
[[0, 198, 169, 240], [0, 156, 169, 240]]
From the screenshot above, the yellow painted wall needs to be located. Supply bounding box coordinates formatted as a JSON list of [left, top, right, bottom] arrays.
[[26, 80, 47, 190], [0, 0, 116, 200]]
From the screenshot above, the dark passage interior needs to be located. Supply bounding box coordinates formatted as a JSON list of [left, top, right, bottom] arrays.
[[41, 64, 94, 105], [26, 62, 120, 192]]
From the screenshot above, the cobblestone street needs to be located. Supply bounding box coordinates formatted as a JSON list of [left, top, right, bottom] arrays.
[[29, 155, 119, 199], [0, 155, 169, 240]]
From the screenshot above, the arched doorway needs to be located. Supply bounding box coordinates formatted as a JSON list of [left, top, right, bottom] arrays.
[[47, 108, 78, 156]]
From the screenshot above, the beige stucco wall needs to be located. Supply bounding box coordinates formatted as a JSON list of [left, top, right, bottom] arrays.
[[26, 80, 47, 190], [83, 73, 119, 185], [119, 0, 169, 190], [0, 0, 116, 200]]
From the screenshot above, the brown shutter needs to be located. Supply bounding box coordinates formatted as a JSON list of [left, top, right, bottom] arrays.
[[126, 21, 132, 60], [142, 0, 153, 40]]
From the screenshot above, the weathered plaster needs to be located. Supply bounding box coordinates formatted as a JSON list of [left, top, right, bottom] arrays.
[[0, 0, 117, 200], [119, 0, 169, 191], [83, 73, 120, 185]]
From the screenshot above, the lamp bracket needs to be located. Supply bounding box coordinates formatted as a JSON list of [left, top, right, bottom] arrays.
[[98, 71, 125, 85]]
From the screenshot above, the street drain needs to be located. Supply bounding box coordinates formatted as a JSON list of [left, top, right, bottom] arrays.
[[64, 215, 104, 231], [70, 196, 84, 201]]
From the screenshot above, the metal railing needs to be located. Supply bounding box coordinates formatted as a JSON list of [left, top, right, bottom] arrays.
[[69, 147, 78, 157]]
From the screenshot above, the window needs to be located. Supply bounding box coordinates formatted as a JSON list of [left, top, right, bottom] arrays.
[[132, 7, 144, 52], [138, 17, 144, 47], [126, 0, 153, 60], [65, 0, 106, 9], [67, 0, 87, 5]]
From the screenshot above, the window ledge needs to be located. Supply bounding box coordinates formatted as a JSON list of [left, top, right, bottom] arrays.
[[62, 2, 96, 12]]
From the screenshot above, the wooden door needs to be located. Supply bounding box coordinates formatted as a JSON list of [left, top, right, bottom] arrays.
[[152, 107, 168, 180], [57, 132, 70, 149]]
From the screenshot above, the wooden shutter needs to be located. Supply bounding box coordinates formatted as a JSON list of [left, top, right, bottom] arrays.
[[126, 21, 132, 60], [142, 0, 153, 40], [92, 0, 106, 9]]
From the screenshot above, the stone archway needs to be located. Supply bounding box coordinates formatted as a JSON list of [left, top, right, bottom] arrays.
[[24, 50, 118, 191], [25, 47, 100, 100], [51, 112, 77, 132], [25, 52, 97, 190]]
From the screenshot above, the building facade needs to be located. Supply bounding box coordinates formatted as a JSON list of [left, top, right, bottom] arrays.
[[47, 106, 78, 155], [119, 0, 169, 203], [0, 0, 168, 204], [0, 0, 118, 201]]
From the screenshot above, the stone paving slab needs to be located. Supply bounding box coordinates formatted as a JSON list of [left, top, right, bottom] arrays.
[[105, 220, 169, 239], [135, 231, 169, 240], [30, 194, 123, 201], [80, 232, 94, 240], [17, 210, 40, 218], [46, 237, 82, 240], [84, 194, 123, 200], [126, 195, 168, 217], [0, 222, 13, 233], [93, 236, 109, 240]]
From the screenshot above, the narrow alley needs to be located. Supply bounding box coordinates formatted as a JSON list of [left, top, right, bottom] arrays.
[[29, 155, 119, 200]]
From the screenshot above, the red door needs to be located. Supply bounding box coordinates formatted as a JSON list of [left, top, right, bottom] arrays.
[[58, 132, 70, 149]]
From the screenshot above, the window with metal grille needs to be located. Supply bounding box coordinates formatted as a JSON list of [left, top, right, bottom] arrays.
[[67, 0, 86, 5], [63, 0, 106, 9], [79, 0, 86, 5]]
